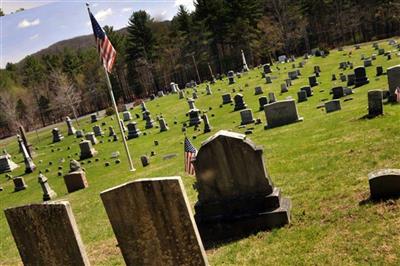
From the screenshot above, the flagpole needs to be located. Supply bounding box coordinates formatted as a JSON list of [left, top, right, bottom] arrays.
[[86, 3, 135, 172]]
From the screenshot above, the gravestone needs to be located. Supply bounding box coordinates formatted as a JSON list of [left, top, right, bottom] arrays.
[[308, 75, 318, 87], [332, 74, 337, 81], [297, 90, 307, 103], [85, 132, 98, 145], [193, 131, 291, 242], [19, 126, 32, 157], [368, 169, 400, 200], [157, 91, 164, 97], [227, 70, 235, 84], [340, 73, 347, 82], [0, 155, 19, 173], [202, 114, 212, 133], [90, 114, 98, 123], [13, 177, 27, 191], [193, 92, 198, 99], [325, 100, 341, 113], [339, 62, 348, 69], [222, 94, 232, 104], [122, 111, 131, 121], [75, 130, 84, 138], [268, 92, 276, 103], [265, 76, 272, 84], [108, 126, 116, 137], [288, 71, 298, 80], [93, 125, 103, 137], [378, 48, 385, 55], [368, 90, 383, 117], [281, 83, 288, 93], [188, 109, 202, 126], [376, 66, 384, 76], [127, 122, 141, 139], [259, 96, 268, 111], [122, 104, 129, 112], [18, 135, 36, 173], [240, 109, 255, 125], [179, 90, 185, 99], [387, 65, 400, 102], [206, 84, 212, 95], [100, 177, 208, 265], [66, 116, 76, 136], [79, 140, 97, 160], [354, 66, 369, 87], [364, 59, 372, 67], [264, 100, 303, 129], [254, 86, 263, 95], [52, 128, 63, 143], [145, 114, 154, 129], [263, 64, 272, 74], [188, 98, 196, 110], [285, 79, 292, 87], [4, 201, 90, 265], [347, 74, 356, 86], [38, 173, 57, 201], [233, 94, 247, 111], [159, 118, 169, 132], [332, 86, 345, 99], [140, 156, 149, 167], [64, 160, 88, 193], [300, 86, 313, 97]]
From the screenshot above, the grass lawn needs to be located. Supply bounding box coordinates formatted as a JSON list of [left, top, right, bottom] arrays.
[[1, 39, 400, 265]]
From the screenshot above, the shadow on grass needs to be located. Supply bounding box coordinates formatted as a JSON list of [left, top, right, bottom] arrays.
[[359, 195, 399, 206]]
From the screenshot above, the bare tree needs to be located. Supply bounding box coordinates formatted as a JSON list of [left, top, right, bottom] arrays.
[[49, 70, 81, 125], [0, 91, 18, 133]]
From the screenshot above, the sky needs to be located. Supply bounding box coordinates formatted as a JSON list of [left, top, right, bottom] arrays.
[[0, 0, 195, 68]]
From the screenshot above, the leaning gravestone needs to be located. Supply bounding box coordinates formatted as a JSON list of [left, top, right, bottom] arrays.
[[159, 118, 169, 132], [368, 169, 400, 200], [66, 116, 76, 136], [193, 131, 291, 242], [79, 140, 97, 160], [325, 100, 341, 113], [4, 202, 90, 266], [100, 177, 208, 265], [387, 65, 400, 102], [19, 126, 32, 157], [264, 100, 303, 129], [52, 128, 64, 143], [368, 90, 383, 117], [18, 135, 36, 173]]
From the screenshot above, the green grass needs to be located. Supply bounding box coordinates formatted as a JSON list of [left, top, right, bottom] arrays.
[[1, 39, 400, 265]]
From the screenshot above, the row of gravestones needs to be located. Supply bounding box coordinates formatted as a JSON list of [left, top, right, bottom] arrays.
[[5, 130, 399, 265]]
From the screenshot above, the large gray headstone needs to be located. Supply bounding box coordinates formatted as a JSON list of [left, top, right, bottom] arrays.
[[368, 90, 383, 117], [369, 169, 400, 200], [387, 65, 400, 102], [4, 201, 90, 266], [325, 100, 341, 113], [264, 100, 303, 129], [100, 177, 208, 265], [193, 131, 291, 242]]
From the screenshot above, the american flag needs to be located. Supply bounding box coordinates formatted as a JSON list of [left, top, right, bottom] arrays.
[[88, 8, 116, 73], [395, 87, 400, 102], [184, 137, 197, 175]]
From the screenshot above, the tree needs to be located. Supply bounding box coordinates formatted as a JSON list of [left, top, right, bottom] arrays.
[[0, 91, 17, 133]]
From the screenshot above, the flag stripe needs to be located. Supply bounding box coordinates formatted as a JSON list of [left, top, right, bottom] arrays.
[[184, 137, 197, 175]]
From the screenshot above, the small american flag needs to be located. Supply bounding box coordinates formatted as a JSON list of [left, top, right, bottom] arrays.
[[395, 87, 400, 102], [184, 137, 197, 175], [88, 7, 116, 73]]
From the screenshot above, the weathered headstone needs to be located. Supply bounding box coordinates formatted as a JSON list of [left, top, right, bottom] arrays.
[[354, 66, 369, 87], [300, 86, 313, 97], [222, 93, 232, 104], [285, 79, 292, 87], [227, 70, 235, 84], [376, 66, 384, 76], [297, 90, 307, 103], [193, 92, 198, 99], [368, 90, 383, 117], [66, 116, 76, 136], [325, 100, 341, 113], [140, 155, 149, 167], [122, 111, 132, 122], [264, 100, 303, 129], [281, 83, 288, 93], [259, 96, 268, 111], [387, 65, 400, 102], [188, 109, 202, 126], [347, 74, 356, 86], [100, 177, 208, 265], [332, 86, 345, 99], [64, 160, 88, 193], [265, 76, 272, 84], [364, 59, 372, 67], [79, 140, 97, 160], [263, 64, 272, 74], [108, 126, 116, 137], [309, 75, 318, 87], [18, 135, 36, 173], [368, 169, 400, 200], [92, 125, 103, 137], [268, 92, 276, 103], [0, 155, 19, 173], [90, 114, 98, 123], [254, 86, 263, 95], [127, 122, 141, 139], [85, 132, 98, 145], [13, 177, 27, 192], [157, 91, 164, 97], [145, 114, 155, 129], [4, 201, 90, 265], [233, 94, 247, 111], [178, 90, 185, 99], [240, 109, 255, 125], [38, 173, 57, 201], [193, 131, 291, 242], [75, 130, 84, 138], [52, 128, 64, 143], [202, 114, 212, 133], [206, 84, 212, 95], [19, 126, 32, 157], [188, 98, 196, 110], [159, 118, 169, 132]]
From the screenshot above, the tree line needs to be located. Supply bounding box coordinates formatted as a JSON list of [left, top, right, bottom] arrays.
[[1, 0, 400, 138]]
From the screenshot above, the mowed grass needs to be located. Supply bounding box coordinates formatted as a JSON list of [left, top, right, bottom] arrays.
[[1, 39, 400, 265]]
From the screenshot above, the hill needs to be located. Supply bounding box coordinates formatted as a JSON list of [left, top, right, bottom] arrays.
[[1, 38, 399, 265]]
